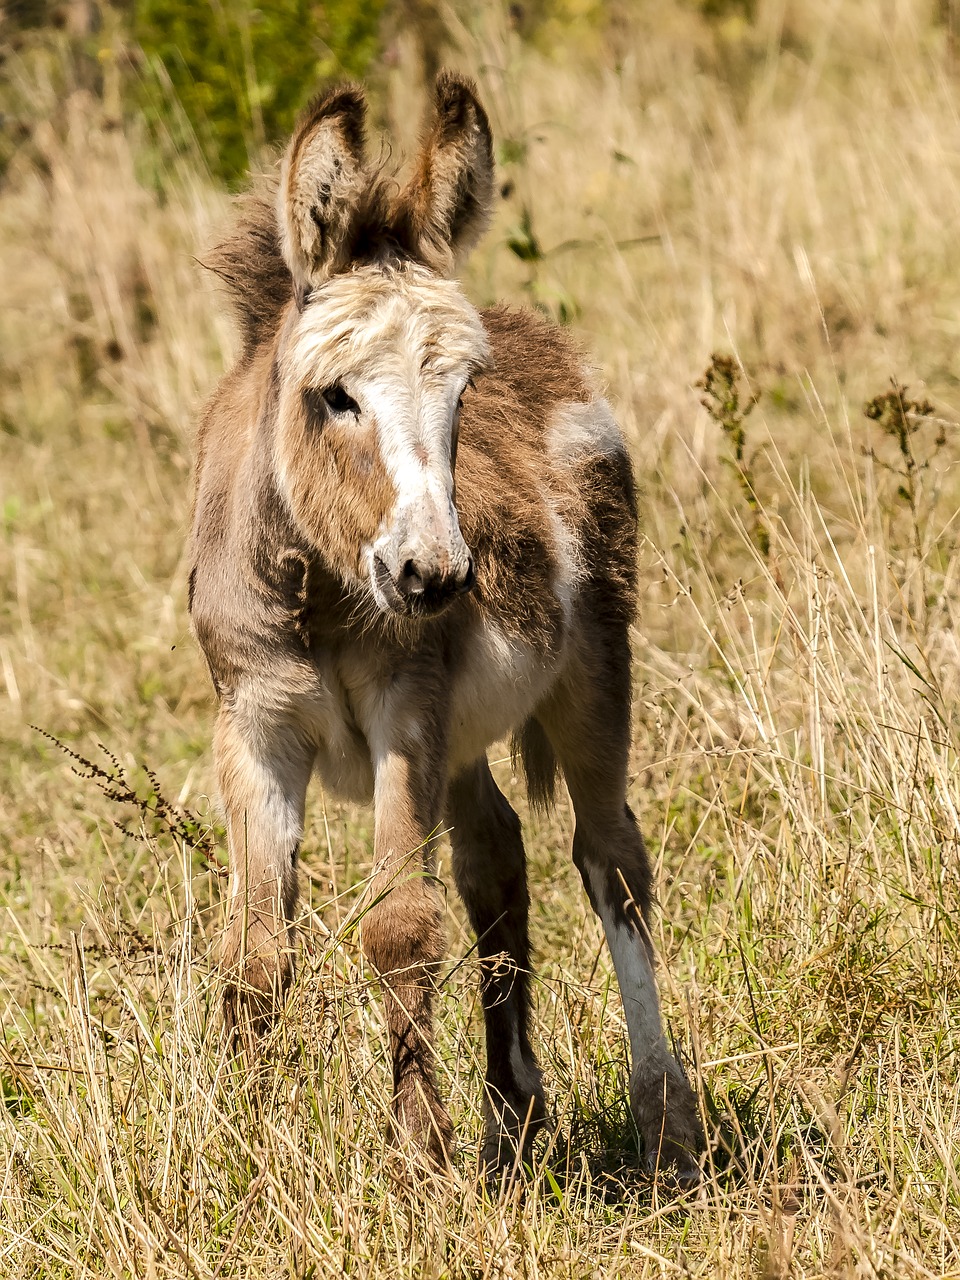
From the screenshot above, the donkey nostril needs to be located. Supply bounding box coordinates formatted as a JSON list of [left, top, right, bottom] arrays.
[[460, 557, 476, 594], [399, 559, 424, 595]]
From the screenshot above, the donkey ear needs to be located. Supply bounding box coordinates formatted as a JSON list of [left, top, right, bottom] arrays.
[[402, 72, 495, 273], [278, 85, 368, 302]]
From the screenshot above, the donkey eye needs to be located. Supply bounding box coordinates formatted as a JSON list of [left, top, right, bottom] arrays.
[[322, 384, 359, 416]]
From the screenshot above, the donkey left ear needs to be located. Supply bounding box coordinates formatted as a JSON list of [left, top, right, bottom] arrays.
[[401, 72, 495, 273], [278, 84, 369, 304]]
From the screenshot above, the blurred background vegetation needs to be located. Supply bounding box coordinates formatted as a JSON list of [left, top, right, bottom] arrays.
[[4, 0, 806, 184]]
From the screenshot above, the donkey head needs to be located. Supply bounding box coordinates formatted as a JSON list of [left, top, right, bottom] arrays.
[[272, 74, 494, 619]]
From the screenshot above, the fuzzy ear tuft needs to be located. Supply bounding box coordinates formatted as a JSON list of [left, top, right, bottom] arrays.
[[400, 72, 495, 273], [278, 85, 368, 302]]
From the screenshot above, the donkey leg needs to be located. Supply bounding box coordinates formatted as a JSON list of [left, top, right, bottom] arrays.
[[447, 759, 546, 1175], [215, 700, 314, 1046], [539, 649, 702, 1178], [572, 797, 701, 1178], [362, 742, 452, 1166]]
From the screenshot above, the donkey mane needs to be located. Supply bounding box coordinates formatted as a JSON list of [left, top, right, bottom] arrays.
[[203, 190, 290, 354]]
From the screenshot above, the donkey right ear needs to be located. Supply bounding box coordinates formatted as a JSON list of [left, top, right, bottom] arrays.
[[401, 72, 495, 274], [278, 86, 368, 304]]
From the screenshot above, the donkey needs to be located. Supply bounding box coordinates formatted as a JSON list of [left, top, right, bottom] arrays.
[[189, 72, 702, 1180]]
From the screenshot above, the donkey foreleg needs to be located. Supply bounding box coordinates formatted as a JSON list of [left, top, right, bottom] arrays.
[[215, 700, 314, 1047], [447, 759, 546, 1176], [362, 743, 452, 1166]]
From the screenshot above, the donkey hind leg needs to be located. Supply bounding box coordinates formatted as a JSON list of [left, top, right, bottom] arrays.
[[538, 666, 702, 1179], [575, 800, 701, 1179], [215, 702, 314, 1047], [447, 759, 547, 1176]]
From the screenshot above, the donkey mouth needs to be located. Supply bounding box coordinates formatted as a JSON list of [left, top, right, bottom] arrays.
[[370, 552, 464, 619], [371, 554, 406, 614]]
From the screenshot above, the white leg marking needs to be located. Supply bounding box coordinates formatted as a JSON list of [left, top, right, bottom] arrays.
[[585, 864, 667, 1070], [585, 864, 703, 1172]]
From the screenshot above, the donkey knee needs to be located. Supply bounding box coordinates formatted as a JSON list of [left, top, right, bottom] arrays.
[[361, 881, 452, 1164], [361, 881, 445, 980], [572, 809, 653, 928]]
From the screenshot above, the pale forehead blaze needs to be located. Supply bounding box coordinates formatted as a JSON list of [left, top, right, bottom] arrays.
[[283, 263, 490, 550], [285, 262, 490, 394]]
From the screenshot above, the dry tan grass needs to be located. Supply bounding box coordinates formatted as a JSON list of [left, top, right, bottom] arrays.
[[3, 2, 960, 1276]]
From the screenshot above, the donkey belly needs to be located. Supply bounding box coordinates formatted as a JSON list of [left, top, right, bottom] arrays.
[[448, 619, 562, 772]]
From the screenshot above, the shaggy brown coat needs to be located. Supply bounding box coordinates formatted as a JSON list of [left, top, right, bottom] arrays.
[[190, 72, 702, 1180]]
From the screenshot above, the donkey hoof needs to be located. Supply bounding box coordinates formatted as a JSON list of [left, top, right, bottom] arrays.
[[640, 1149, 702, 1188], [390, 1089, 455, 1172], [479, 1133, 527, 1187], [479, 1094, 548, 1185], [222, 970, 287, 1048], [221, 931, 294, 1048], [631, 1057, 704, 1182]]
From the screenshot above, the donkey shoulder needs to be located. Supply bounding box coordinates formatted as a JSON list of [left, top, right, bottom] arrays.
[[449, 305, 635, 668], [477, 304, 626, 466]]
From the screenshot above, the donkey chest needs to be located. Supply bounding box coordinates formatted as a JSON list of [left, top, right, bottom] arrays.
[[304, 621, 560, 798], [302, 651, 376, 803]]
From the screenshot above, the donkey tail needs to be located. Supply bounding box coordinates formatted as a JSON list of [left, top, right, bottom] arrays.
[[512, 718, 559, 811]]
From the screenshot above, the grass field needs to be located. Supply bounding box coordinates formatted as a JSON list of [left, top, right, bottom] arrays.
[[3, 2, 960, 1275]]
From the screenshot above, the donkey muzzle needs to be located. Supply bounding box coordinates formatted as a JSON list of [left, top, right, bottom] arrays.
[[398, 550, 475, 602], [370, 513, 475, 617], [371, 548, 474, 616]]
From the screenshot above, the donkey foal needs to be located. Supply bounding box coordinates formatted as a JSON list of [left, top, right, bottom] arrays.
[[189, 72, 703, 1180]]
